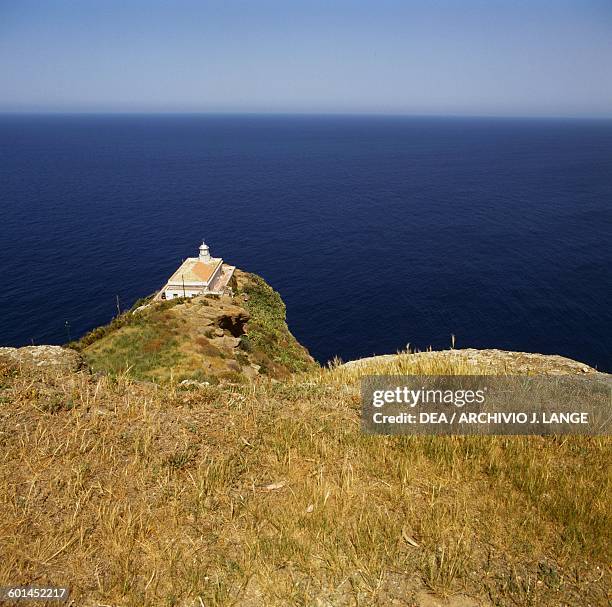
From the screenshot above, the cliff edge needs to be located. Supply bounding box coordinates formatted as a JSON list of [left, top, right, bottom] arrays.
[[342, 347, 600, 375], [70, 269, 316, 383]]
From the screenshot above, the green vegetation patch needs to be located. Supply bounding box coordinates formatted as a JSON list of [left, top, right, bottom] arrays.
[[83, 307, 187, 380], [73, 296, 187, 351], [239, 273, 317, 374]]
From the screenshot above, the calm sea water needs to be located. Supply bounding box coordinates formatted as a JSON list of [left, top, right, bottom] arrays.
[[0, 115, 610, 371]]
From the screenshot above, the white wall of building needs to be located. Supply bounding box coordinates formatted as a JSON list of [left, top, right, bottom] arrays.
[[165, 290, 203, 299]]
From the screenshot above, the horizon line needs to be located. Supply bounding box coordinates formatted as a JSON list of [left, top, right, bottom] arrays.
[[1, 110, 612, 121]]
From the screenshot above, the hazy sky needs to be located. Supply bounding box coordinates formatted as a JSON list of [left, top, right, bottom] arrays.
[[1, 0, 611, 116]]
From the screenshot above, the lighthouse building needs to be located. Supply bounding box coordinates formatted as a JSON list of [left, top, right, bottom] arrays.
[[160, 241, 235, 299]]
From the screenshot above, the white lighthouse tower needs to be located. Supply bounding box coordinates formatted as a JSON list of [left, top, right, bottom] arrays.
[[198, 240, 212, 263]]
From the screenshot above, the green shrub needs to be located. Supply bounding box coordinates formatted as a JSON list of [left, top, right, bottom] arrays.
[[239, 335, 253, 352], [239, 273, 316, 373]]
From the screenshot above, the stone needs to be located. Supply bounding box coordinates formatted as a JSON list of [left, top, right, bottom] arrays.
[[0, 346, 85, 372], [210, 335, 241, 351], [179, 379, 210, 388], [343, 348, 600, 376], [225, 360, 241, 372]]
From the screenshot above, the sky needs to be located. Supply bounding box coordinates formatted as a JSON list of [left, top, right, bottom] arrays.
[[0, 0, 611, 117]]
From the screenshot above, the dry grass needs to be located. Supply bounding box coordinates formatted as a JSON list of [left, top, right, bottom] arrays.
[[0, 354, 609, 606]]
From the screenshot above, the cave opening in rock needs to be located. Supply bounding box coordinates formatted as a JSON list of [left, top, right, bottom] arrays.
[[217, 314, 247, 337]]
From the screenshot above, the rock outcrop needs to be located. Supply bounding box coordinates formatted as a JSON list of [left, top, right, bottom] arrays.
[[0, 345, 84, 372], [343, 348, 600, 375], [77, 269, 316, 383]]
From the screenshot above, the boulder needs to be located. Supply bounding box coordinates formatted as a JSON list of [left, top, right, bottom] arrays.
[[0, 346, 85, 372], [343, 348, 600, 375]]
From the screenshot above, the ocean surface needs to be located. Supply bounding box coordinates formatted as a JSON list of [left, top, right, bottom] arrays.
[[1, 114, 611, 371]]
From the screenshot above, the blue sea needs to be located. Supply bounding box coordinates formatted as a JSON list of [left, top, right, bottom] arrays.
[[0, 114, 610, 371]]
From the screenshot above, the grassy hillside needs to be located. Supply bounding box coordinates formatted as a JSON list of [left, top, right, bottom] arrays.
[[74, 270, 316, 383], [0, 351, 609, 606]]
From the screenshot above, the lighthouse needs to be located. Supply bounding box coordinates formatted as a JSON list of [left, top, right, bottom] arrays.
[[198, 240, 212, 262], [159, 240, 236, 300]]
